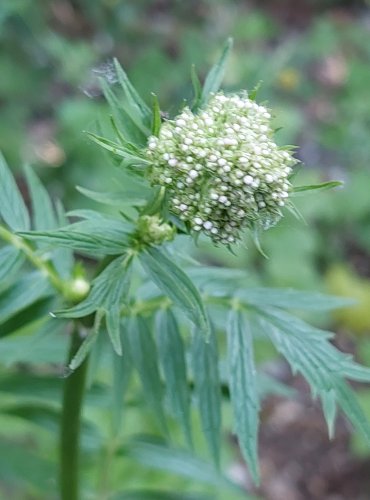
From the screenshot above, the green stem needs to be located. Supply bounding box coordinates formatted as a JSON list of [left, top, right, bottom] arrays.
[[60, 326, 89, 500], [0, 224, 66, 295]]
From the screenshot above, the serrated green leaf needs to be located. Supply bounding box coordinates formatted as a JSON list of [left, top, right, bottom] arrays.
[[24, 165, 56, 230], [292, 181, 343, 196], [0, 245, 24, 283], [227, 310, 260, 484], [86, 132, 149, 165], [258, 307, 333, 340], [0, 271, 53, 324], [125, 439, 240, 492], [187, 266, 248, 288], [236, 288, 355, 311], [113, 58, 152, 132], [156, 309, 192, 447], [112, 340, 132, 434], [200, 38, 233, 107], [76, 185, 148, 207], [56, 255, 132, 355], [257, 308, 370, 443], [191, 326, 221, 465], [340, 362, 370, 383], [151, 93, 161, 137], [109, 115, 142, 153], [322, 389, 337, 439], [99, 77, 147, 146], [54, 200, 74, 279], [190, 64, 202, 110], [85, 328, 107, 388], [19, 217, 133, 256], [69, 311, 103, 371], [106, 303, 123, 355], [19, 228, 128, 255], [140, 247, 209, 334], [126, 316, 168, 434], [66, 209, 112, 221], [0, 152, 30, 231], [24, 165, 73, 280], [334, 380, 370, 444]]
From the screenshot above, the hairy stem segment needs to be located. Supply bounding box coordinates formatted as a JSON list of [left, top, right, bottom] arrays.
[[60, 326, 89, 500]]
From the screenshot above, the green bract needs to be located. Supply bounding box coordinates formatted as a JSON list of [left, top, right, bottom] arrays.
[[146, 93, 296, 244]]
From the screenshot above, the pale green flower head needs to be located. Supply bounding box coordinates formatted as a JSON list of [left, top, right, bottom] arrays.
[[146, 92, 296, 245]]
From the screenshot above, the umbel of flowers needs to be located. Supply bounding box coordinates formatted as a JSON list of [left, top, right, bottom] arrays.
[[146, 93, 296, 245]]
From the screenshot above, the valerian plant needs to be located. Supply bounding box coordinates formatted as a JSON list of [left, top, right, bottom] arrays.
[[0, 39, 369, 499]]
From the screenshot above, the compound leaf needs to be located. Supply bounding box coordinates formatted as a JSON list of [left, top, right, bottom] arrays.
[[256, 307, 370, 443], [227, 310, 260, 484], [24, 165, 56, 231], [140, 247, 209, 335], [156, 309, 192, 447], [126, 316, 168, 435], [191, 326, 221, 466], [56, 255, 132, 355]]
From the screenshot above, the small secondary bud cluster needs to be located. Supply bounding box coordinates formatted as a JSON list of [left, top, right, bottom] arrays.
[[136, 215, 175, 245], [146, 93, 296, 245]]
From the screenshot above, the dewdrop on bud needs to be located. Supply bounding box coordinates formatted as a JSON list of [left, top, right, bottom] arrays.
[[146, 92, 296, 244]]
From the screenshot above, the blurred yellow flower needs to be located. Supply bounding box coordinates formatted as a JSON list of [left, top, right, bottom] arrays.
[[277, 68, 300, 91], [326, 264, 370, 335]]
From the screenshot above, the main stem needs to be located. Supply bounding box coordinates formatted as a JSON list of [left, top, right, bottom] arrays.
[[60, 326, 89, 500]]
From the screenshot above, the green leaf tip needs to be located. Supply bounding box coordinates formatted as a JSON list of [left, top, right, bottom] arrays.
[[292, 180, 343, 196], [0, 152, 30, 231], [227, 310, 260, 484], [200, 37, 233, 107]]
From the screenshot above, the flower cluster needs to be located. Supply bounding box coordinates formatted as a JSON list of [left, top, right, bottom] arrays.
[[146, 93, 296, 245]]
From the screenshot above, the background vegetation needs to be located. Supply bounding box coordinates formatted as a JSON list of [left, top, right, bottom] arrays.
[[1, 1, 370, 498]]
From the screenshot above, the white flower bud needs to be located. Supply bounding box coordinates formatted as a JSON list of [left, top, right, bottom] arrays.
[[243, 175, 254, 185], [146, 92, 296, 244]]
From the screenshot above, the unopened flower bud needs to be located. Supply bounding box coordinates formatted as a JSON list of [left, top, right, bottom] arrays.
[[137, 215, 175, 245], [65, 278, 90, 302], [146, 92, 296, 245]]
